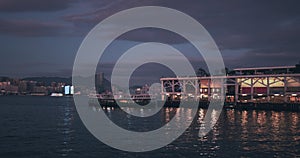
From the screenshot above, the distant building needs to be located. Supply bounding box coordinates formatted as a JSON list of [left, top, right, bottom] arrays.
[[0, 82, 18, 95], [0, 81, 10, 89], [95, 72, 106, 93], [64, 85, 74, 95], [95, 73, 104, 86], [18, 81, 28, 94], [27, 81, 37, 92], [133, 85, 151, 95], [31, 86, 48, 96]]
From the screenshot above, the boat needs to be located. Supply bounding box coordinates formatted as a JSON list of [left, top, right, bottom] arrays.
[[50, 93, 63, 97]]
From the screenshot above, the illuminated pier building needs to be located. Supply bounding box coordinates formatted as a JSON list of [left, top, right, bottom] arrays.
[[160, 65, 300, 104]]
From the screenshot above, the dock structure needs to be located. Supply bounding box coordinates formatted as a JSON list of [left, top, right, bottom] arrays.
[[160, 66, 300, 105]]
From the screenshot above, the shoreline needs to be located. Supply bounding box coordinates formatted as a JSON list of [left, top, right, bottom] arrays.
[[89, 99, 300, 112]]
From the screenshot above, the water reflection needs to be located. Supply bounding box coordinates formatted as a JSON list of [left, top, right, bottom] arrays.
[[165, 108, 170, 122], [57, 99, 75, 157], [290, 113, 300, 142], [3, 96, 300, 158], [87, 103, 300, 157], [226, 109, 235, 124], [271, 111, 280, 135]]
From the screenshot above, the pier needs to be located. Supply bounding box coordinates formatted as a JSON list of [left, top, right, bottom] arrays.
[[160, 66, 300, 111]]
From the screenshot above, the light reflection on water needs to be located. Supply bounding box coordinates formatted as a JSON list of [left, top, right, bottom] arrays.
[[96, 105, 300, 157], [57, 98, 75, 157], [0, 96, 299, 158]]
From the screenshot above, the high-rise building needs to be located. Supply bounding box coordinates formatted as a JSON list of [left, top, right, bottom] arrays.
[[64, 85, 74, 95], [95, 73, 104, 86], [18, 81, 28, 94]]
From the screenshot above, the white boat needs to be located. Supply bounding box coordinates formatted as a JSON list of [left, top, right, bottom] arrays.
[[50, 93, 63, 97]]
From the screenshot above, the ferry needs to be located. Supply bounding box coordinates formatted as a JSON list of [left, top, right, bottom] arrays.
[[50, 93, 63, 97]]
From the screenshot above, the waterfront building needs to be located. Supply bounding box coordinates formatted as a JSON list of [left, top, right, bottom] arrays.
[[160, 66, 300, 104], [0, 82, 18, 95], [31, 86, 48, 96]]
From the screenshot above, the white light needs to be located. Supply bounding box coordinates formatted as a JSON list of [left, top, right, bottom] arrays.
[[177, 93, 181, 96], [70, 86, 74, 95], [274, 94, 280, 97], [257, 94, 263, 96], [64, 86, 70, 95], [292, 94, 297, 97], [242, 94, 247, 96]]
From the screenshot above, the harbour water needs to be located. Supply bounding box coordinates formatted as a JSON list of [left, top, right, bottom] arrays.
[[0, 96, 299, 157]]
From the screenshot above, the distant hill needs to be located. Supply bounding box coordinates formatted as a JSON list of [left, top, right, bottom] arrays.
[[22, 76, 111, 90], [0, 77, 11, 82], [22, 77, 72, 86]]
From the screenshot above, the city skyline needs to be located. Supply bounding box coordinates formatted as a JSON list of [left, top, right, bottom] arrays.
[[1, 1, 300, 157]]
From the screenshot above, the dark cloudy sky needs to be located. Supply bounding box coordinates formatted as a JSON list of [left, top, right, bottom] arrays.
[[0, 0, 299, 81]]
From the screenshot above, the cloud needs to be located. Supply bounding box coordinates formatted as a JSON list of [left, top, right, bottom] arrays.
[[63, 0, 300, 71], [233, 47, 300, 67], [0, 18, 67, 37], [63, 0, 300, 45], [63, 0, 161, 35], [1, 0, 300, 77], [0, 0, 75, 12], [64, 0, 154, 24]]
